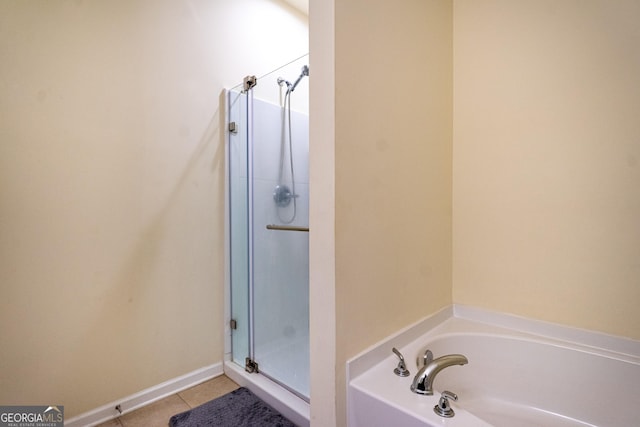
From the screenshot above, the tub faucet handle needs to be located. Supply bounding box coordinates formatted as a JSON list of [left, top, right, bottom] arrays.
[[418, 349, 433, 368], [434, 390, 458, 418], [392, 347, 410, 377]]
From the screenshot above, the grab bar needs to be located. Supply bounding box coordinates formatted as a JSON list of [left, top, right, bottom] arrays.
[[266, 224, 309, 232]]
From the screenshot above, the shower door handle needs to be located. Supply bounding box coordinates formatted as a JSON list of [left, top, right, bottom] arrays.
[[266, 224, 309, 232]]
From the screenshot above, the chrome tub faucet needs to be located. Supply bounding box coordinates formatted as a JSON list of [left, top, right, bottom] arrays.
[[410, 350, 468, 395]]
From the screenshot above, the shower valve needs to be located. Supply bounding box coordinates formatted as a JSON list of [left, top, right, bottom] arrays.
[[273, 185, 297, 207]]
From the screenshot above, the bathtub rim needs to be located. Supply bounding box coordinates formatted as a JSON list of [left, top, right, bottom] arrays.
[[454, 305, 640, 359], [347, 304, 640, 395], [347, 304, 640, 427]]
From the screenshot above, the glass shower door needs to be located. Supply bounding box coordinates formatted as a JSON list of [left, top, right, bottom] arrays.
[[228, 87, 250, 369], [228, 56, 310, 400]]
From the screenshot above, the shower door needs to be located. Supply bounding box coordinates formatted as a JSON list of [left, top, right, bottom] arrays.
[[228, 57, 310, 400]]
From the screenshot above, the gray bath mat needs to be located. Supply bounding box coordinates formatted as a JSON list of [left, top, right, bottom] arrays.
[[168, 387, 297, 427]]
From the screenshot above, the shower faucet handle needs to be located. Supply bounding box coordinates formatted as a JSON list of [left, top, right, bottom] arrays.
[[392, 347, 410, 377]]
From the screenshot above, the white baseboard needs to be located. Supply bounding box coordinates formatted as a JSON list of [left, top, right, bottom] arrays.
[[65, 362, 223, 427]]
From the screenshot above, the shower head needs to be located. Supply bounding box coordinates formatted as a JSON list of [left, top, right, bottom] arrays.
[[288, 65, 309, 93]]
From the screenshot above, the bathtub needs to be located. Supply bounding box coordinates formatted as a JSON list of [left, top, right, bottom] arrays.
[[348, 306, 640, 427]]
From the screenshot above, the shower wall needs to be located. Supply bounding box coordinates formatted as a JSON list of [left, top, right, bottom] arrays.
[[252, 98, 309, 397], [252, 98, 310, 343]]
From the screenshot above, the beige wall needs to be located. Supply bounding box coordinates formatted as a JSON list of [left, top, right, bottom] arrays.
[[312, 1, 640, 425], [335, 0, 453, 359], [0, 0, 307, 418], [332, 0, 453, 424], [453, 0, 640, 339]]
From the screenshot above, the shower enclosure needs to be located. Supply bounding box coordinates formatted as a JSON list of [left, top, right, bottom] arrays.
[[226, 55, 310, 402]]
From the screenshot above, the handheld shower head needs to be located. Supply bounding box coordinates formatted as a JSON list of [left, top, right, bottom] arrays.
[[289, 65, 309, 93]]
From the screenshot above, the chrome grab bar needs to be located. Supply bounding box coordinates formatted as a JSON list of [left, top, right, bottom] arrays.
[[266, 224, 309, 232]]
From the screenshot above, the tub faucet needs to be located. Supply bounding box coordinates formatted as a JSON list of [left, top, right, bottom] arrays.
[[410, 352, 468, 395]]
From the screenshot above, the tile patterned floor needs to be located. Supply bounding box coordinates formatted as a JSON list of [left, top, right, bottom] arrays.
[[96, 375, 239, 427]]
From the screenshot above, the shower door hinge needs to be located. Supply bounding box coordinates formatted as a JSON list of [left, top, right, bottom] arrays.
[[229, 319, 237, 330], [228, 121, 238, 134], [243, 75, 257, 92], [245, 358, 259, 374]]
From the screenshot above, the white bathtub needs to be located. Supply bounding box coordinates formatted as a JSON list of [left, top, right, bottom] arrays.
[[348, 306, 640, 427]]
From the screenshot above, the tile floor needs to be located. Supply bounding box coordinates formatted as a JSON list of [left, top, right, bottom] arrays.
[[96, 375, 240, 427]]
